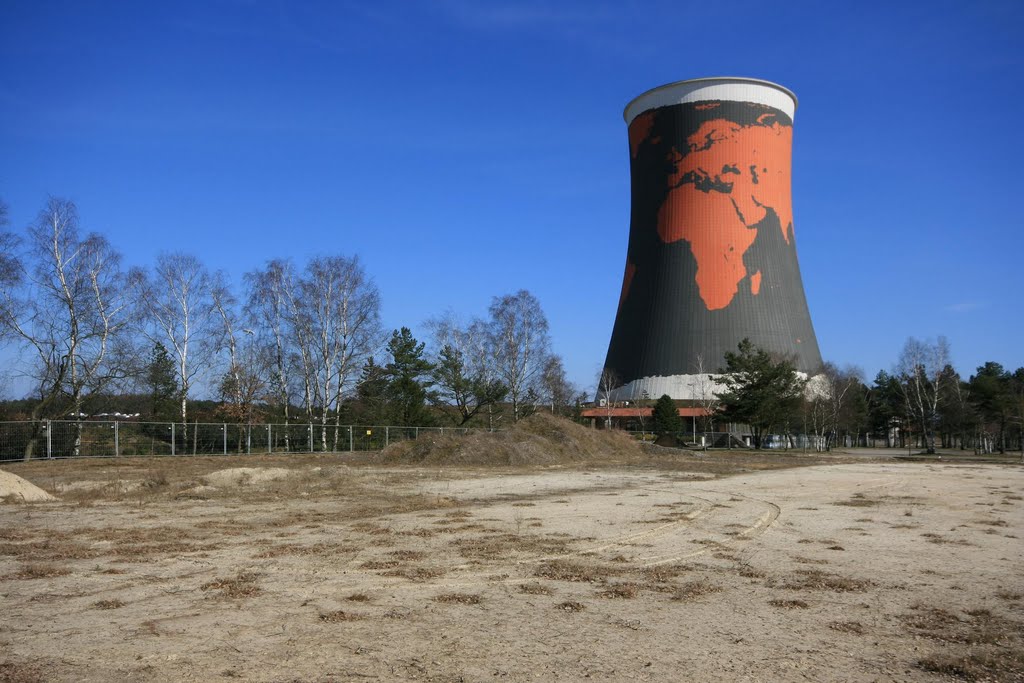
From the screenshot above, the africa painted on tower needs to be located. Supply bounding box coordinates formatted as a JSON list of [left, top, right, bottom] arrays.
[[603, 85, 822, 400]]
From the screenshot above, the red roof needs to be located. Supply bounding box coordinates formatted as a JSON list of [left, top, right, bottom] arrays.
[[579, 406, 709, 418]]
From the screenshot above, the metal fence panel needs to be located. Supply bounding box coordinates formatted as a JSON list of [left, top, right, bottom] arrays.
[[0, 420, 495, 461]]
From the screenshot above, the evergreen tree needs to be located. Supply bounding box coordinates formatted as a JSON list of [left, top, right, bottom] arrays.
[[970, 362, 1013, 453], [147, 342, 179, 422], [354, 358, 389, 425], [717, 338, 805, 449], [652, 394, 681, 435], [867, 370, 904, 447], [383, 327, 434, 426], [431, 344, 507, 426]]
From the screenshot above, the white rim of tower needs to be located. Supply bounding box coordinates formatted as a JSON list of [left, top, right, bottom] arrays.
[[623, 77, 798, 125]]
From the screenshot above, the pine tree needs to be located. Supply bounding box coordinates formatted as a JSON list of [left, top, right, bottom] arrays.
[[384, 327, 435, 426], [717, 338, 805, 449], [652, 394, 681, 435], [147, 342, 179, 422]]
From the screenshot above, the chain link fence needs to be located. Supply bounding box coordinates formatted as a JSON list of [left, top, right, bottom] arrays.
[[0, 420, 490, 462]]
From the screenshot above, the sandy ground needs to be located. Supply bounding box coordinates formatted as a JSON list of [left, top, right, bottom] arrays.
[[0, 458, 1022, 682]]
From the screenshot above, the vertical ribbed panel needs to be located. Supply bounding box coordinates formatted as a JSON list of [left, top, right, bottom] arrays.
[[601, 78, 821, 400]]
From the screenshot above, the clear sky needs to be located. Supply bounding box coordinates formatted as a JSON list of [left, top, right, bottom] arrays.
[[1, 0, 1022, 396]]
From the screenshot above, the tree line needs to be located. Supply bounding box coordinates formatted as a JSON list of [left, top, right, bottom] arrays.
[[644, 336, 1024, 454], [0, 197, 582, 458]]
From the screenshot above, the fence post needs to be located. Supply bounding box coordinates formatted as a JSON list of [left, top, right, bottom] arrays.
[[385, 426, 389, 448], [247, 425, 251, 454], [267, 424, 272, 454], [46, 420, 52, 459], [223, 424, 227, 455], [309, 424, 313, 452], [114, 421, 120, 457], [171, 423, 175, 456], [349, 426, 353, 453]]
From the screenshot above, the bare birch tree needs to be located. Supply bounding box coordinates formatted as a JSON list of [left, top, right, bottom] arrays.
[[489, 290, 551, 422], [0, 198, 131, 457], [245, 259, 298, 450], [895, 336, 951, 454], [297, 255, 381, 450], [131, 252, 217, 450]]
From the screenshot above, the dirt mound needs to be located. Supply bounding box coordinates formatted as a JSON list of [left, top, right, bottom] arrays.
[[203, 467, 295, 487], [0, 469, 57, 502], [379, 413, 644, 466]]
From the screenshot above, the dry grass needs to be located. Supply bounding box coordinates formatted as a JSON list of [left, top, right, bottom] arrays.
[[671, 580, 722, 601], [769, 599, 809, 609], [200, 571, 261, 598], [433, 593, 482, 605], [92, 599, 125, 610], [379, 566, 447, 581], [534, 560, 620, 583], [3, 563, 71, 580], [451, 533, 573, 560], [596, 583, 641, 599], [519, 582, 553, 596], [555, 601, 586, 612], [776, 569, 873, 593], [833, 493, 879, 507], [916, 650, 1024, 681], [828, 621, 865, 634], [0, 660, 49, 683], [345, 592, 372, 602], [318, 610, 363, 622], [636, 563, 691, 582]]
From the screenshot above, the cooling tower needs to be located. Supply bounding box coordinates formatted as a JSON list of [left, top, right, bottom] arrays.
[[600, 77, 822, 401]]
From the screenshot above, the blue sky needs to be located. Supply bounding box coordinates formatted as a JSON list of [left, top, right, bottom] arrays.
[[1, 0, 1022, 396]]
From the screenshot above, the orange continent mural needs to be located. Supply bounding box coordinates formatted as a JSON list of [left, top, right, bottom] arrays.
[[632, 112, 793, 310]]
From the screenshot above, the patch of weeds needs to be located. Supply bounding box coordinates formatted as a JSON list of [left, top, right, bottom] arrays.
[[974, 519, 1008, 527], [4, 563, 71, 580], [380, 566, 446, 581], [519, 582, 553, 596], [318, 610, 362, 622], [671, 580, 721, 601], [555, 601, 586, 612], [769, 599, 809, 609], [200, 571, 260, 598], [397, 528, 436, 538], [829, 620, 865, 634], [387, 550, 426, 561], [996, 590, 1022, 601], [826, 545, 846, 551], [636, 563, 689, 582], [736, 565, 767, 579], [534, 560, 619, 583], [346, 592, 372, 602], [0, 660, 49, 683], [792, 556, 829, 565], [834, 494, 879, 507], [921, 533, 973, 546], [916, 650, 1024, 681], [433, 593, 481, 605], [93, 599, 125, 610], [359, 560, 400, 570], [777, 569, 873, 593], [597, 583, 641, 599]]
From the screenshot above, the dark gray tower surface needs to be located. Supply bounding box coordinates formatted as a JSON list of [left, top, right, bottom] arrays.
[[601, 77, 822, 401]]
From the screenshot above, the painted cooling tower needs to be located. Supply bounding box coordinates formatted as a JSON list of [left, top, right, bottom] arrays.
[[600, 77, 822, 401]]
